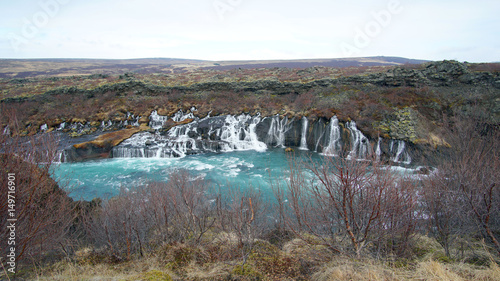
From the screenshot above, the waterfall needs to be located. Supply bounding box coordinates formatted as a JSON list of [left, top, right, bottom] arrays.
[[131, 115, 140, 127], [149, 110, 168, 130], [65, 111, 415, 164], [347, 121, 371, 159], [322, 116, 341, 156], [266, 115, 292, 147], [314, 128, 325, 152], [299, 117, 309, 150], [219, 115, 267, 152], [56, 150, 68, 163], [167, 120, 199, 157], [390, 140, 412, 164], [172, 110, 195, 122], [57, 122, 66, 130], [112, 113, 268, 158], [376, 137, 382, 161], [112, 131, 189, 158], [3, 126, 10, 135]]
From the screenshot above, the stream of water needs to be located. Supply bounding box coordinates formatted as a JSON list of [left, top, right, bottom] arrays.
[[54, 149, 320, 201]]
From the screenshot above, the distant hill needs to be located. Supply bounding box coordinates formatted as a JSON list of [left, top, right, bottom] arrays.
[[0, 56, 429, 79], [203, 56, 429, 70]]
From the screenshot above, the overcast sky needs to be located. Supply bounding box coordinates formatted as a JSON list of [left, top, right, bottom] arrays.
[[0, 0, 499, 62]]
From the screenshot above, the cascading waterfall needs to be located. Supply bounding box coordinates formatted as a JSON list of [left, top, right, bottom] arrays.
[[56, 150, 68, 163], [266, 115, 292, 147], [112, 113, 268, 158], [299, 117, 309, 150], [390, 140, 412, 164], [314, 129, 326, 152], [167, 126, 198, 158], [63, 110, 415, 165], [347, 121, 371, 159], [219, 115, 267, 152], [376, 137, 382, 161], [171, 109, 195, 122], [112, 131, 189, 158], [149, 110, 169, 130], [322, 116, 341, 156]]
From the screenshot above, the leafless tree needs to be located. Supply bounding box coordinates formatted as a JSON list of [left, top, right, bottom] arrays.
[[82, 170, 217, 259], [275, 153, 418, 257], [0, 114, 77, 267], [422, 114, 500, 256], [214, 183, 265, 266]]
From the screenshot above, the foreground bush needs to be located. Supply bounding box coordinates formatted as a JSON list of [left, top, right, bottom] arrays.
[[0, 131, 77, 271]]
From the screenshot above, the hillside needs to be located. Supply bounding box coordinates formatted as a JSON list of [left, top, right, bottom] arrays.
[[1, 60, 498, 140], [0, 56, 427, 79], [1, 58, 499, 280]]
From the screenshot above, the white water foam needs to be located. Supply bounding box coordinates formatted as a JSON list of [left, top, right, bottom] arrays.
[[149, 110, 169, 130], [322, 116, 342, 156], [390, 140, 412, 164], [266, 115, 293, 148], [347, 121, 371, 159], [299, 117, 309, 150], [219, 115, 267, 152]]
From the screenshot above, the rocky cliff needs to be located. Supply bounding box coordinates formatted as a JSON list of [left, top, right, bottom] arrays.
[[2, 60, 498, 165]]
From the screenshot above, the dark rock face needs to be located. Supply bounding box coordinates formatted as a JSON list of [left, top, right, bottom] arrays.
[[63, 113, 439, 167], [64, 143, 111, 161], [309, 118, 328, 151]]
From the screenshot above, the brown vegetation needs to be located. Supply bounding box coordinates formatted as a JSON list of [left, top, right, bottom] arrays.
[[1, 139, 499, 279], [1, 60, 498, 145], [272, 154, 418, 258], [421, 113, 500, 258], [0, 121, 77, 267], [0, 61, 499, 279]]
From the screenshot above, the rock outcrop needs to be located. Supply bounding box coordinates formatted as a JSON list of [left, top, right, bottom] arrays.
[[63, 111, 432, 165]]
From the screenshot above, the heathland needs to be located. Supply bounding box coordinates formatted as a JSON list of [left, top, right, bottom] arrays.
[[0, 57, 499, 280]]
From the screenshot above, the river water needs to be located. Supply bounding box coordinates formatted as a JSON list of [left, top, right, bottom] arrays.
[[54, 148, 322, 201]]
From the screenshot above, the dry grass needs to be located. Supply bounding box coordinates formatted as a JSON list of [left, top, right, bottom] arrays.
[[312, 260, 401, 281], [34, 257, 177, 281], [312, 258, 500, 281], [23, 236, 499, 281], [30, 255, 500, 281], [412, 259, 500, 281]]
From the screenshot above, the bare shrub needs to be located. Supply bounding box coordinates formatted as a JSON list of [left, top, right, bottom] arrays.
[[275, 154, 418, 257], [82, 170, 216, 260], [214, 184, 267, 266], [422, 114, 500, 256], [0, 122, 76, 266]]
